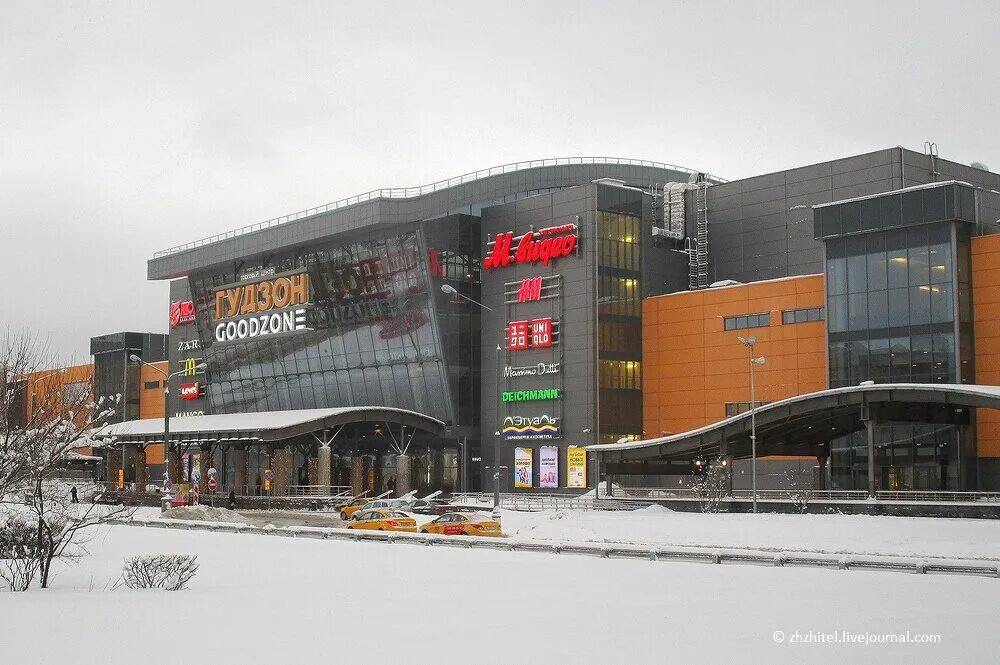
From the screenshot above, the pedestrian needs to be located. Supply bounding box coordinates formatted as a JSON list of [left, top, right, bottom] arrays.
[[228, 489, 236, 510], [70, 486, 79, 503]]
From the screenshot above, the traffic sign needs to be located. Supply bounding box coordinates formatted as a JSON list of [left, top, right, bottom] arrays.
[[264, 469, 274, 482], [207, 477, 218, 492]]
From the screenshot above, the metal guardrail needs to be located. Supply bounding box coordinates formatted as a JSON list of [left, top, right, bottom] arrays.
[[286, 485, 352, 498], [152, 157, 725, 258], [111, 517, 1000, 580], [605, 487, 1000, 504]]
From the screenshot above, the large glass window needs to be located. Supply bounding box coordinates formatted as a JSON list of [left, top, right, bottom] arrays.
[[826, 221, 959, 388]]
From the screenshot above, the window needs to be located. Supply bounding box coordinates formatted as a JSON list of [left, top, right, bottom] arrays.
[[725, 401, 772, 417], [143, 380, 160, 390], [723, 312, 771, 331], [781, 308, 824, 325]]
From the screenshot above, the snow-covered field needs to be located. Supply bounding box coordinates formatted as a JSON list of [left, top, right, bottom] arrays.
[[141, 504, 1000, 561], [498, 505, 1000, 560], [1, 523, 996, 665]]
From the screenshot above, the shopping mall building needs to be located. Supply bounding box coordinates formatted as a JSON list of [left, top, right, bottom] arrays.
[[92, 148, 1000, 495]]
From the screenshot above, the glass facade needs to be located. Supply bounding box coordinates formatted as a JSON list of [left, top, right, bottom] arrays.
[[597, 197, 643, 443], [827, 223, 958, 387], [822, 184, 977, 491]]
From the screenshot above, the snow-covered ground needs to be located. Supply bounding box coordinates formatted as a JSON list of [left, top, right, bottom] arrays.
[[141, 504, 1000, 561], [497, 505, 1000, 560], [1, 524, 996, 665]]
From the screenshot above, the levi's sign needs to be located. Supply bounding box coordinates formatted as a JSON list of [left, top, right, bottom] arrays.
[[484, 224, 577, 270], [179, 382, 202, 400], [213, 272, 311, 342]]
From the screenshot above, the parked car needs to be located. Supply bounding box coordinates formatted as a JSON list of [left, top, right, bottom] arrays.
[[418, 512, 502, 537], [364, 499, 409, 511], [402, 499, 453, 515], [339, 498, 371, 520], [345, 509, 417, 532]]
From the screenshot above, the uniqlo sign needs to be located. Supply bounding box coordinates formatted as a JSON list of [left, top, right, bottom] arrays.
[[179, 382, 202, 400], [507, 318, 555, 350], [530, 318, 553, 348], [507, 321, 529, 351]]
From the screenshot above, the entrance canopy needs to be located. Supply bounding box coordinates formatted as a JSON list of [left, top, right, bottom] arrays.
[[590, 383, 1000, 464], [92, 406, 446, 446]]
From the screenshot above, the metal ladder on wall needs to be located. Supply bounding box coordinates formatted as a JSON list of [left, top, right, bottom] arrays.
[[687, 183, 710, 290]]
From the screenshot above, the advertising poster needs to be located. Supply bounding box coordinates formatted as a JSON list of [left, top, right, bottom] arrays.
[[567, 447, 587, 488], [514, 447, 533, 488], [540, 446, 559, 488]]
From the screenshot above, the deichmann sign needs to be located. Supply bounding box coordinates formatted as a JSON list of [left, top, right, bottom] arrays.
[[213, 272, 311, 342], [502, 414, 559, 439], [504, 362, 560, 378], [502, 388, 560, 402], [484, 224, 578, 270]]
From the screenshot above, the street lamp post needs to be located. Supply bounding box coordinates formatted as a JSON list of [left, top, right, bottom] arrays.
[[737, 336, 765, 513], [440, 283, 502, 509], [129, 355, 206, 508]]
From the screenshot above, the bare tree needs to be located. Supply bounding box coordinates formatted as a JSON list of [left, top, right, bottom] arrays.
[[116, 554, 199, 591], [1, 328, 135, 589], [783, 468, 813, 514], [692, 457, 729, 513]]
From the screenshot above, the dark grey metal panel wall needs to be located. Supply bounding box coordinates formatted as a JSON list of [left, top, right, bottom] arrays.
[[479, 185, 598, 490], [149, 163, 695, 280], [699, 148, 905, 285]]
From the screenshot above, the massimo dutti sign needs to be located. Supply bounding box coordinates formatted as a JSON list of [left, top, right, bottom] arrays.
[[213, 272, 311, 342]]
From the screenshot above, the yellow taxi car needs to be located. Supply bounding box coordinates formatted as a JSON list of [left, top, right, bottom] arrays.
[[418, 512, 502, 537], [345, 508, 417, 532], [339, 498, 372, 520]]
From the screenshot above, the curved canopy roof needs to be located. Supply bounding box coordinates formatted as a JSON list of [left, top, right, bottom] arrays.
[[92, 406, 446, 445], [590, 383, 1000, 463]]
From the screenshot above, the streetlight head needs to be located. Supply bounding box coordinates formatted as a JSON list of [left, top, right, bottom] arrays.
[[737, 336, 747, 345], [747, 335, 756, 345], [194, 362, 207, 371], [129, 354, 142, 363], [440, 284, 457, 295], [752, 357, 766, 365]]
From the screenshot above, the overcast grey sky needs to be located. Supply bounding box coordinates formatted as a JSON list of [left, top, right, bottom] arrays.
[[2, 0, 998, 361]]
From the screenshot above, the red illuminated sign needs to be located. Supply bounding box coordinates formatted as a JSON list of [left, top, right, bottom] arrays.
[[484, 225, 577, 270], [507, 318, 556, 350], [179, 382, 202, 400], [530, 318, 553, 348], [516, 276, 543, 302], [170, 301, 196, 327], [507, 321, 529, 351]]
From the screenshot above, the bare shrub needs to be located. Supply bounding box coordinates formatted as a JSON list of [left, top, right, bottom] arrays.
[[118, 554, 199, 591], [692, 457, 729, 513], [0, 515, 42, 591]]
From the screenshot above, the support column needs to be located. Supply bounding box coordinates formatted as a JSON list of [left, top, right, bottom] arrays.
[[167, 449, 183, 491], [233, 446, 247, 494], [317, 445, 331, 494], [271, 447, 291, 497], [724, 454, 735, 496], [864, 412, 877, 498], [199, 446, 213, 494], [395, 454, 412, 497], [350, 456, 364, 496], [816, 454, 828, 491], [134, 445, 147, 491]]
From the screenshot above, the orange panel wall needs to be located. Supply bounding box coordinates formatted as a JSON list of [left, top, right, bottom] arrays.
[[138, 362, 168, 465], [972, 235, 1000, 458], [643, 275, 827, 448], [22, 363, 95, 453]]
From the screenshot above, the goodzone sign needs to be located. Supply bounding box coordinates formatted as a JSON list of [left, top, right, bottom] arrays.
[[214, 309, 308, 342]]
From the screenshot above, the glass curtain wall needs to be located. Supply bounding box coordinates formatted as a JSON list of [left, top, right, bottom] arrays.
[[597, 189, 643, 444]]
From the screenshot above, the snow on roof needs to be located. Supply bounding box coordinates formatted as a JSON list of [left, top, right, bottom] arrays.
[[91, 406, 445, 439], [588, 383, 1000, 453], [812, 180, 971, 209]]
